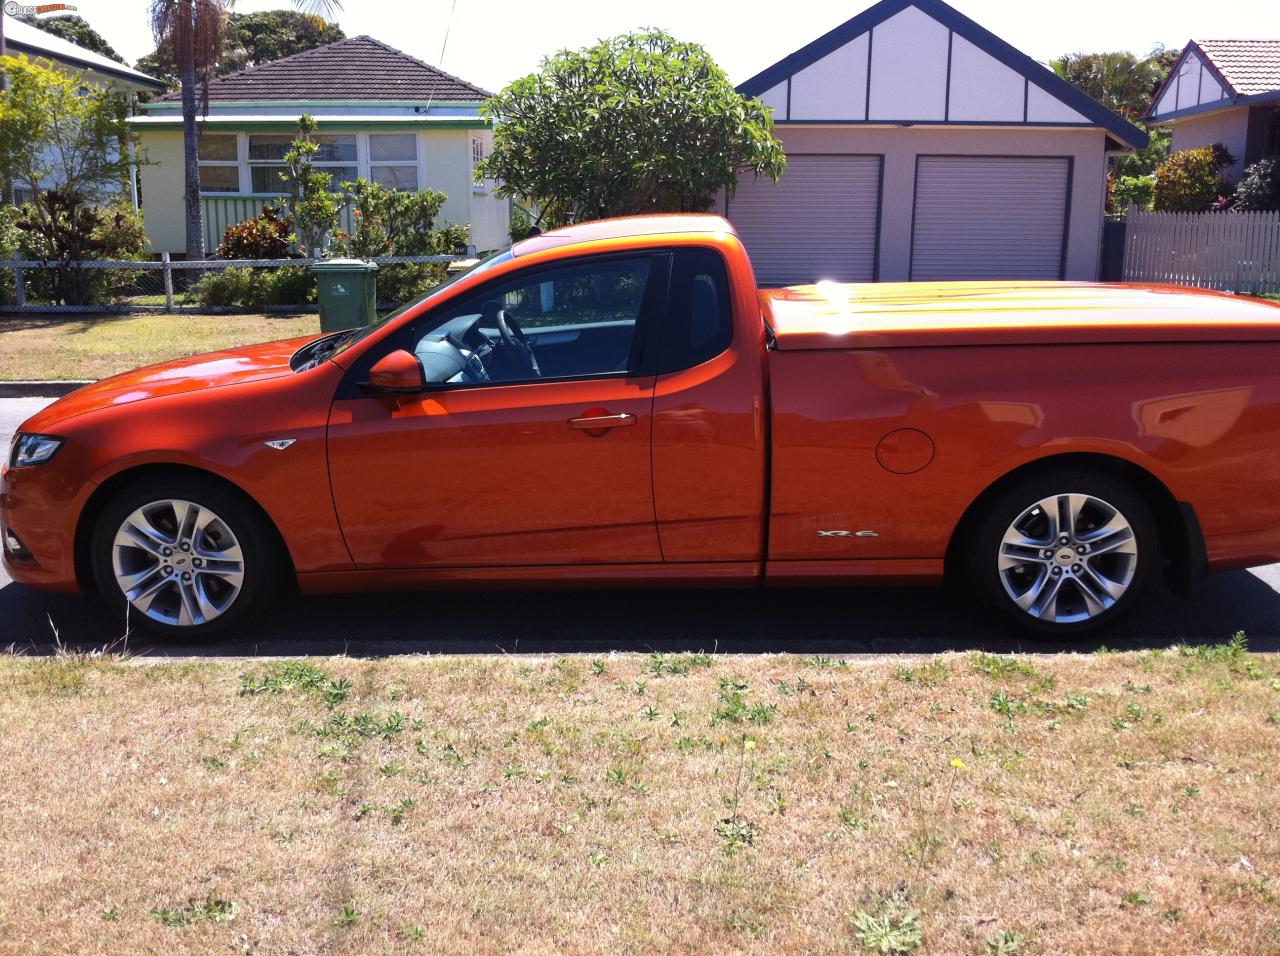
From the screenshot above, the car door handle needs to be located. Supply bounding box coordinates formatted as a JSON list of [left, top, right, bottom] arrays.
[[567, 412, 637, 431]]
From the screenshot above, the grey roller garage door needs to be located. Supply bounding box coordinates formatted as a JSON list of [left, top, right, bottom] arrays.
[[728, 155, 881, 287], [910, 156, 1071, 280]]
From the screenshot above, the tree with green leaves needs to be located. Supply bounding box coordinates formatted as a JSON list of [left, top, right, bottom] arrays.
[[276, 113, 345, 257], [148, 0, 341, 260], [0, 54, 137, 219], [137, 9, 345, 91], [1050, 46, 1180, 121], [16, 14, 126, 64], [478, 30, 786, 228]]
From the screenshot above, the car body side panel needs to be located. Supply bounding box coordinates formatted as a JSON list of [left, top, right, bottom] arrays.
[[768, 342, 1280, 568], [651, 235, 770, 563]]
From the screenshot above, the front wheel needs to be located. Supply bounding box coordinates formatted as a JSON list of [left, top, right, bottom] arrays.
[[972, 473, 1158, 636], [90, 476, 279, 639]]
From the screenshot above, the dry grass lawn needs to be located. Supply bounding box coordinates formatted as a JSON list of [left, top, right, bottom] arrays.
[[1, 641, 1278, 955], [0, 313, 320, 382]]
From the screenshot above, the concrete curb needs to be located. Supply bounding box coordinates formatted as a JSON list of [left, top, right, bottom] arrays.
[[0, 381, 92, 399]]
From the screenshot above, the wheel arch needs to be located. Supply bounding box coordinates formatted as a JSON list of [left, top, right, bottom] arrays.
[[944, 452, 1207, 598], [74, 462, 297, 597]]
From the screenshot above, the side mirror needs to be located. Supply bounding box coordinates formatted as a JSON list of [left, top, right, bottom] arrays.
[[365, 349, 426, 393]]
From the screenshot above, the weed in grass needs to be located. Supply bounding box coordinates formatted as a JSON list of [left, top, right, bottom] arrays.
[[647, 652, 714, 676], [403, 925, 425, 942], [150, 897, 237, 927], [1065, 692, 1090, 711], [986, 930, 1026, 955], [713, 679, 777, 725], [387, 799, 414, 825], [841, 809, 870, 831], [971, 653, 1039, 680], [727, 912, 765, 936], [850, 890, 922, 954], [334, 904, 360, 927], [1121, 890, 1151, 907], [202, 754, 229, 771], [591, 659, 607, 675], [715, 818, 759, 855], [641, 706, 661, 721], [896, 659, 951, 686], [239, 661, 350, 706], [801, 655, 846, 669], [100, 905, 118, 921]]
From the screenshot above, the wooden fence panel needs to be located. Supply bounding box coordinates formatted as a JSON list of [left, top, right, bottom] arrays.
[[1123, 210, 1280, 294]]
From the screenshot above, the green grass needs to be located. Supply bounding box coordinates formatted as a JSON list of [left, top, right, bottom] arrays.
[[0, 312, 320, 381]]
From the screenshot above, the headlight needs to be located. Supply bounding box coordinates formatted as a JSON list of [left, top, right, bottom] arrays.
[[8, 433, 63, 468]]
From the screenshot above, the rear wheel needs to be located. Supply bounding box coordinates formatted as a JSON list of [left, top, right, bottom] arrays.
[[973, 473, 1157, 636], [90, 476, 279, 639]]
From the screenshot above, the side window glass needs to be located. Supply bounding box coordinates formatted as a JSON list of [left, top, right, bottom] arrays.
[[413, 257, 652, 386], [660, 248, 733, 373]]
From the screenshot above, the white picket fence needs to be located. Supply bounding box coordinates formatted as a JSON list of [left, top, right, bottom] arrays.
[[1123, 209, 1280, 295]]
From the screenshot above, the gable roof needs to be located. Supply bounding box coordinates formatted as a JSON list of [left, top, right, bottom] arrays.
[[3, 15, 166, 91], [1147, 39, 1280, 122], [1193, 40, 1280, 97], [151, 35, 491, 104], [737, 0, 1147, 149]]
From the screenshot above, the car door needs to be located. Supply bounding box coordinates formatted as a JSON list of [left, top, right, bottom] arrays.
[[326, 252, 666, 569]]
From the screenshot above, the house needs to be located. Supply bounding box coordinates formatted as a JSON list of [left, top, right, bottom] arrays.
[[722, 0, 1147, 286], [2, 14, 166, 206], [1146, 40, 1280, 182], [128, 36, 509, 256]]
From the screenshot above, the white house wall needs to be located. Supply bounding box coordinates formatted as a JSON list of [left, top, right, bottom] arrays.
[[948, 35, 1023, 122], [868, 6, 949, 120], [790, 33, 869, 120], [1151, 49, 1229, 120], [765, 2, 1098, 127], [1026, 83, 1088, 123]]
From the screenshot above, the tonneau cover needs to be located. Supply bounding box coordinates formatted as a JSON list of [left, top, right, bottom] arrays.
[[763, 281, 1280, 350]]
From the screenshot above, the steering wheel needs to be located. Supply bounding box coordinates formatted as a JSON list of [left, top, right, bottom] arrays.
[[496, 309, 541, 377]]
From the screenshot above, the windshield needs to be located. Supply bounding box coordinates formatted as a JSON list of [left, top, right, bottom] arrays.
[[291, 250, 516, 372]]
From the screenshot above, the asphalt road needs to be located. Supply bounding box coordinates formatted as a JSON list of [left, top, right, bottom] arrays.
[[3, 396, 1278, 658]]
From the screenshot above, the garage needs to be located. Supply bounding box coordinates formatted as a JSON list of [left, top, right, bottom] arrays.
[[727, 155, 882, 286], [731, 0, 1148, 283], [910, 156, 1072, 280]]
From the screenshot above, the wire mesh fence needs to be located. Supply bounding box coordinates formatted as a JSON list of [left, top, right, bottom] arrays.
[[0, 251, 476, 314]]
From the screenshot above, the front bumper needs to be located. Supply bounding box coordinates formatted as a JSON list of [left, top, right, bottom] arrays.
[[0, 462, 89, 593]]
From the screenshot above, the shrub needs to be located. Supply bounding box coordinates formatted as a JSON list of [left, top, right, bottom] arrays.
[[217, 206, 290, 259], [1152, 144, 1233, 212], [15, 191, 148, 304], [1113, 174, 1155, 212], [1233, 158, 1280, 213], [0, 204, 20, 305], [192, 265, 315, 309]]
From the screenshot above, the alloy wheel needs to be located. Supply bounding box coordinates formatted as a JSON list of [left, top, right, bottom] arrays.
[[997, 493, 1138, 624], [110, 498, 245, 628]]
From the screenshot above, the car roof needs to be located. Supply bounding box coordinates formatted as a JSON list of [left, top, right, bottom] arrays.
[[512, 214, 738, 257]]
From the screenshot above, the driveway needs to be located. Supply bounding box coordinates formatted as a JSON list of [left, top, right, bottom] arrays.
[[3, 396, 1279, 658]]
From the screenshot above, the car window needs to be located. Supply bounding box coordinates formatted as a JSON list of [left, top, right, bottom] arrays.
[[412, 256, 654, 387], [659, 248, 733, 373]]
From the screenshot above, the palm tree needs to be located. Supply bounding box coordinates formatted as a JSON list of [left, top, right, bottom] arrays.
[[149, 0, 341, 260]]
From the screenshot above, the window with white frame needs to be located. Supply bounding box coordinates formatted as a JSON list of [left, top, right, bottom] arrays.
[[471, 133, 491, 193], [197, 133, 240, 193], [247, 133, 356, 194], [369, 133, 419, 190]]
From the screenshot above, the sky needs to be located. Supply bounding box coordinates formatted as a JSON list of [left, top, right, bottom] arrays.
[[18, 0, 1280, 92]]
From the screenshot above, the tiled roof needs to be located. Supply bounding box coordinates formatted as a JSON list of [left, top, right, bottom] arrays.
[[1195, 39, 1280, 97], [152, 35, 491, 103]]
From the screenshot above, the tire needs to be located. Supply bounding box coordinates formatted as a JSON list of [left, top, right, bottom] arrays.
[[971, 472, 1158, 637], [90, 475, 280, 640]]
